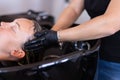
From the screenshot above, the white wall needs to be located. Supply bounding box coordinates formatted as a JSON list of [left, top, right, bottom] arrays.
[[0, 0, 53, 15], [75, 10, 90, 23], [51, 0, 66, 21], [0, 0, 90, 23], [51, 0, 90, 23]]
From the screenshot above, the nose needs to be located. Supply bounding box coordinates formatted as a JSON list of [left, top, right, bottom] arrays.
[[1, 22, 16, 28], [1, 22, 11, 26]]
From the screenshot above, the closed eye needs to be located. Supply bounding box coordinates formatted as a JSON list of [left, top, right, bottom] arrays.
[[16, 22, 20, 28], [10, 22, 20, 33]]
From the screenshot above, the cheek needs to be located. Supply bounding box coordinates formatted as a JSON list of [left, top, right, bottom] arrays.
[[16, 31, 28, 43], [0, 36, 11, 49], [5, 37, 20, 51], [4, 42, 15, 51], [6, 43, 21, 56], [16, 28, 34, 44]]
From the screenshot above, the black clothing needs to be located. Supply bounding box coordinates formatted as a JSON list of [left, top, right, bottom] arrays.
[[85, 0, 110, 18], [85, 0, 120, 63]]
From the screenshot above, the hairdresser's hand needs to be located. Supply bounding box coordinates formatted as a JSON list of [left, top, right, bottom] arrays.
[[24, 30, 59, 51]]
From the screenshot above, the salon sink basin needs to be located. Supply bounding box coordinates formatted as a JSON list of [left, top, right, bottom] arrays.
[[0, 40, 100, 80]]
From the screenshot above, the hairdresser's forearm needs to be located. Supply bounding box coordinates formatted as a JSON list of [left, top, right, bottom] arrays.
[[58, 15, 120, 41], [52, 0, 84, 31]]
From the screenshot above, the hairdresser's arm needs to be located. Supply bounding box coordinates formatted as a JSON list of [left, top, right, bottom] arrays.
[[51, 0, 84, 31], [58, 0, 120, 41]]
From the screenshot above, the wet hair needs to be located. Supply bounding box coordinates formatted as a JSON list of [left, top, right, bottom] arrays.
[[21, 20, 42, 49], [20, 21, 43, 64], [33, 20, 42, 33]]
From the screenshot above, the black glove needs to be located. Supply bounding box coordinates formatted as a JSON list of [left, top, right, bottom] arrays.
[[24, 30, 58, 51]]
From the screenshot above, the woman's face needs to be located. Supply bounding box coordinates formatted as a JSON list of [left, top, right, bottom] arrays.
[[0, 18, 35, 60]]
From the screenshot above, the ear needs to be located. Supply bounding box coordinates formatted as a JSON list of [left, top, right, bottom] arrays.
[[10, 49, 25, 59]]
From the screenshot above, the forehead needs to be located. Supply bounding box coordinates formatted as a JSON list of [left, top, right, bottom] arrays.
[[13, 18, 34, 26]]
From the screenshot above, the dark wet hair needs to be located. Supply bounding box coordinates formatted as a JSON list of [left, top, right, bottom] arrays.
[[20, 20, 43, 65], [33, 20, 42, 33]]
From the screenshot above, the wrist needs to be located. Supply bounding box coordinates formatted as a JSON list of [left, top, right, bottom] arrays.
[[57, 31, 62, 42]]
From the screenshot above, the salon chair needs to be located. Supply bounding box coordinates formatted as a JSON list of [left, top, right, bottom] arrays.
[[0, 10, 99, 80]]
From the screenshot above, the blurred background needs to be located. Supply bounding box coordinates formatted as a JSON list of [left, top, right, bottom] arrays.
[[0, 0, 90, 23]]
